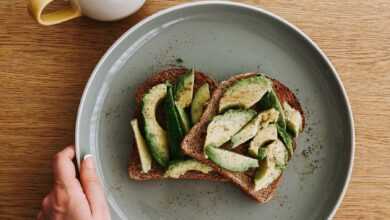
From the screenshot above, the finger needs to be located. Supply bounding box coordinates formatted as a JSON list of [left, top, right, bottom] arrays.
[[41, 195, 51, 210], [80, 154, 109, 217], [41, 194, 53, 219], [52, 145, 78, 188], [36, 211, 44, 220]]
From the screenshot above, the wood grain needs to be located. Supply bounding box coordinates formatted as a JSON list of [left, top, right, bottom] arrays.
[[1, 0, 389, 219]]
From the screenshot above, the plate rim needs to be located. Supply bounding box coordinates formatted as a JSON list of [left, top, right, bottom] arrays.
[[76, 1, 355, 219]]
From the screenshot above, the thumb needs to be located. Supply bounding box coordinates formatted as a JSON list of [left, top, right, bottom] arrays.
[[80, 154, 109, 218]]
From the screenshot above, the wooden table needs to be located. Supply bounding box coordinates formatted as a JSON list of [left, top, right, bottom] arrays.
[[1, 0, 389, 219]]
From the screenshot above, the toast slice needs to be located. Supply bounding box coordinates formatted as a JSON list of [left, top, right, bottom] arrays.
[[182, 72, 305, 202], [128, 68, 227, 181]]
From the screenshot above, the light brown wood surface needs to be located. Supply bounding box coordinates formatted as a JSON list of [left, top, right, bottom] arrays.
[[1, 0, 389, 219]]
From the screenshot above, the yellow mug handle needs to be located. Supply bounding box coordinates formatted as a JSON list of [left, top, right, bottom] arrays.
[[28, 0, 82, 26]]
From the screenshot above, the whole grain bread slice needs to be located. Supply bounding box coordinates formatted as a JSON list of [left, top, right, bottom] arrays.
[[181, 72, 305, 202], [128, 68, 227, 181]]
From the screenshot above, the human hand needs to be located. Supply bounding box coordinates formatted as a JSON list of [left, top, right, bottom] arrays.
[[37, 146, 111, 220]]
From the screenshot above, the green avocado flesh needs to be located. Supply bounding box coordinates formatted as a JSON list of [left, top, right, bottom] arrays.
[[142, 83, 170, 167], [174, 69, 194, 133], [254, 139, 287, 191], [175, 69, 195, 108], [191, 83, 210, 124], [276, 124, 294, 159], [164, 159, 212, 178], [258, 108, 279, 128], [218, 75, 272, 112], [248, 124, 278, 157], [254, 159, 282, 191], [204, 109, 257, 149], [176, 105, 191, 132], [165, 83, 185, 160], [258, 89, 286, 129], [130, 119, 152, 173], [230, 113, 262, 148], [205, 145, 259, 172], [269, 139, 288, 167], [258, 89, 295, 158], [283, 102, 303, 137], [230, 108, 279, 149]]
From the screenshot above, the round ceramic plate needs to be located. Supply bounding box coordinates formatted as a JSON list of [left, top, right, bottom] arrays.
[[76, 1, 354, 219]]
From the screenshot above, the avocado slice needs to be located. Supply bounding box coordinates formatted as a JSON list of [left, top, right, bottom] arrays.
[[276, 124, 294, 159], [254, 159, 282, 191], [230, 114, 262, 148], [165, 83, 185, 160], [258, 147, 269, 161], [191, 83, 210, 124], [258, 89, 286, 129], [218, 75, 272, 112], [204, 109, 257, 149], [269, 139, 289, 168], [142, 83, 170, 167], [258, 108, 279, 128], [164, 159, 212, 178], [175, 68, 195, 108], [253, 139, 288, 191], [230, 108, 279, 148], [130, 119, 152, 173], [248, 124, 278, 157], [176, 105, 191, 132], [174, 69, 194, 132], [205, 145, 259, 172], [283, 102, 303, 137]]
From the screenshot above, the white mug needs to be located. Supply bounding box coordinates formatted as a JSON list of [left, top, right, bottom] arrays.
[[28, 0, 145, 26]]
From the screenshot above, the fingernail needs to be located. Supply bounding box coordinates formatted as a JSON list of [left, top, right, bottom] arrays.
[[83, 154, 95, 169]]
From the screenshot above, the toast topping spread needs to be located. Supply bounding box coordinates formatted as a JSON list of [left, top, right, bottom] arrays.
[[132, 69, 213, 175], [202, 74, 304, 191]]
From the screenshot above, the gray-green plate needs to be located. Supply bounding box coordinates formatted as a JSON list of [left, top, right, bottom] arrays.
[[76, 1, 354, 219]]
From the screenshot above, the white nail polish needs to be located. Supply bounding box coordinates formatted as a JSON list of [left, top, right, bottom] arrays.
[[83, 154, 93, 160]]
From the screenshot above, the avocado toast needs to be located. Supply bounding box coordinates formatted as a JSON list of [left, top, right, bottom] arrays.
[[128, 68, 227, 181], [182, 72, 305, 202]]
